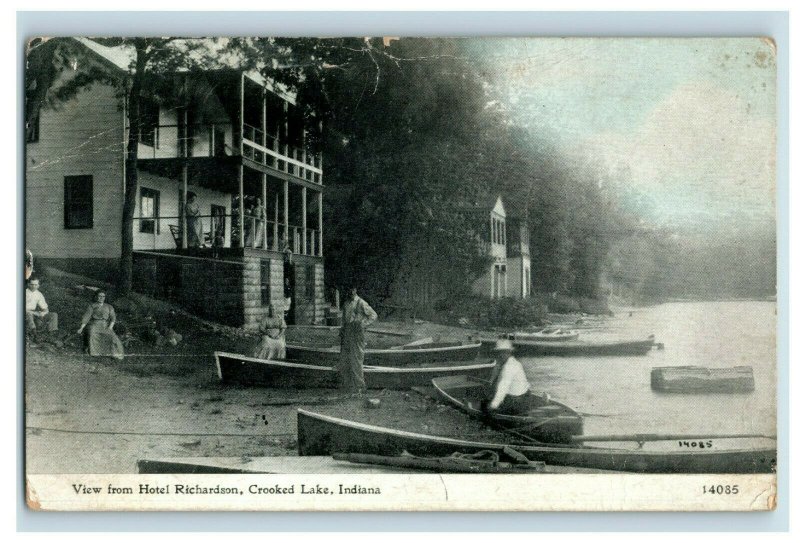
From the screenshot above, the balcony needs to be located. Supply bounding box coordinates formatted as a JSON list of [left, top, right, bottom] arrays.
[[241, 123, 322, 184], [133, 213, 322, 258], [135, 122, 322, 185]]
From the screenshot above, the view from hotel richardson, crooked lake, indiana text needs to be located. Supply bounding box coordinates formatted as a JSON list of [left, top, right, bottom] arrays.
[[24, 36, 777, 511]]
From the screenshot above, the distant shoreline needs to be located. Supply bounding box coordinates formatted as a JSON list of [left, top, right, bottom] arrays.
[[663, 297, 777, 303]]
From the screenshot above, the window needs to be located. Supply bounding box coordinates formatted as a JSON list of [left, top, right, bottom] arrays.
[[138, 97, 160, 147], [64, 175, 93, 229], [139, 187, 160, 234], [213, 126, 226, 157], [260, 259, 271, 306], [266, 93, 284, 140], [305, 265, 315, 299]]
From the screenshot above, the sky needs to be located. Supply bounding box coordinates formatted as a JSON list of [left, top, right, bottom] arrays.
[[470, 38, 776, 235]]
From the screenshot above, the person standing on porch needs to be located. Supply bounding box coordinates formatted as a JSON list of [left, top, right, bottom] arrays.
[[338, 285, 378, 393], [251, 197, 266, 248], [252, 303, 287, 360], [185, 192, 203, 248]]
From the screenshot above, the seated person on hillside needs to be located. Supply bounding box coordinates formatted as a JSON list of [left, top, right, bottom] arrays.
[[252, 303, 287, 360], [484, 339, 533, 416], [26, 277, 59, 334], [77, 290, 125, 360]]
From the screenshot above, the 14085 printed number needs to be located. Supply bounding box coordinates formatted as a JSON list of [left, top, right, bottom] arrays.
[[702, 485, 739, 495]]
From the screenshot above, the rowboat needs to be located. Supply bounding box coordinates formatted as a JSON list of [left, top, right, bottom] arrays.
[[431, 376, 584, 444], [511, 329, 579, 342], [285, 340, 482, 366], [651, 366, 755, 393], [499, 336, 656, 357], [332, 452, 546, 473], [214, 352, 495, 389], [296, 409, 776, 474]]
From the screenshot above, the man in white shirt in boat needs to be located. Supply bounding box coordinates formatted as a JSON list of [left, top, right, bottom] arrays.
[[483, 339, 533, 416], [26, 277, 59, 335]]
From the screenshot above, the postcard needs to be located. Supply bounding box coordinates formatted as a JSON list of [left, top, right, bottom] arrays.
[[24, 36, 777, 511]]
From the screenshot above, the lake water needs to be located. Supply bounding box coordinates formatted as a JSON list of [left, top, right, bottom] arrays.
[[519, 301, 777, 451]]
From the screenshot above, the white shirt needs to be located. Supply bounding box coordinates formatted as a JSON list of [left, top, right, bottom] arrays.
[[490, 356, 531, 409], [26, 289, 48, 314]]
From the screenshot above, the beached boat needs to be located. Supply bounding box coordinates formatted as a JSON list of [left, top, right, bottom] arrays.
[[285, 340, 482, 366], [296, 409, 776, 474], [511, 329, 579, 342], [651, 366, 755, 393], [214, 352, 495, 389], [497, 335, 656, 357], [431, 376, 584, 444]]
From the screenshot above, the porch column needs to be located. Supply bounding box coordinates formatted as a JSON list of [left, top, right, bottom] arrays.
[[262, 86, 267, 153], [282, 102, 289, 171], [261, 172, 268, 249], [181, 164, 188, 249], [317, 191, 323, 257], [273, 197, 279, 251], [283, 180, 289, 250], [238, 164, 244, 248], [239, 72, 244, 155], [301, 186, 307, 255]]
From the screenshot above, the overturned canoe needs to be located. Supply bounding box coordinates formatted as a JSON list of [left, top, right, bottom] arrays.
[[501, 336, 656, 357], [214, 352, 495, 390], [296, 409, 776, 474], [285, 340, 482, 366], [651, 366, 755, 393], [431, 376, 584, 444]]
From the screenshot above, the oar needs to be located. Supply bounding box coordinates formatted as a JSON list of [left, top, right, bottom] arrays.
[[571, 433, 777, 444], [496, 426, 542, 446]]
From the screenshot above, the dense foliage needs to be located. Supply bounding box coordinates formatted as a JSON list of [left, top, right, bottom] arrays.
[[227, 37, 627, 305]]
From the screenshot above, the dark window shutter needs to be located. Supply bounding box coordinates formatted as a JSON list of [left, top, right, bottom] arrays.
[[64, 175, 93, 229]]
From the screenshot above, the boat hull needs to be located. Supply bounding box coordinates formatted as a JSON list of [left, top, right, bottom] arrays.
[[506, 338, 656, 357], [215, 352, 495, 390], [431, 376, 584, 444], [285, 341, 482, 366], [512, 331, 579, 342], [296, 410, 776, 474]]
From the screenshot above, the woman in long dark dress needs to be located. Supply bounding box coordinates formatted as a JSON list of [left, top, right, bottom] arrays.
[[77, 291, 125, 360]]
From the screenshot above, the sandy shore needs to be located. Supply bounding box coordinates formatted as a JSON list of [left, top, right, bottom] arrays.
[[25, 320, 516, 474]]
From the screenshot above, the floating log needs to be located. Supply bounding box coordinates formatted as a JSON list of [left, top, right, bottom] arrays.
[[651, 366, 755, 393]]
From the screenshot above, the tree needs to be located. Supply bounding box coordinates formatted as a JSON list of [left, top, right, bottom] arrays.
[[227, 38, 567, 304], [26, 37, 228, 293]]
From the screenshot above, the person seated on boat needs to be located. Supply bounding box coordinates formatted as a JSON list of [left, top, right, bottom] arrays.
[[252, 303, 287, 360], [484, 339, 533, 416]]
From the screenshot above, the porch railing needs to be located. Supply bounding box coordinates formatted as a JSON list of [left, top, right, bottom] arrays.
[[242, 123, 322, 184], [135, 122, 323, 184], [132, 214, 322, 257], [136, 123, 235, 159]]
